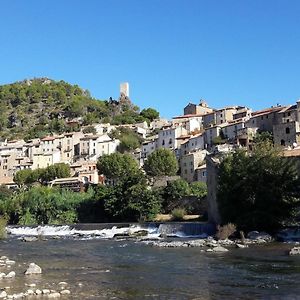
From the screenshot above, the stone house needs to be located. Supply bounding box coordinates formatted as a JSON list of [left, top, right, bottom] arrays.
[[180, 150, 207, 183], [184, 100, 213, 115]]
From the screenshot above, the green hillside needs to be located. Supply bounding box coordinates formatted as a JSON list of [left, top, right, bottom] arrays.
[[0, 78, 157, 140]]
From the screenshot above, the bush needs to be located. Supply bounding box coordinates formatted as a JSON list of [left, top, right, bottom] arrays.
[[171, 208, 186, 221], [0, 217, 7, 239], [215, 223, 236, 240]]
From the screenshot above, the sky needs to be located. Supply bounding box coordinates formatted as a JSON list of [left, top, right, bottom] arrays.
[[1, 0, 300, 118]]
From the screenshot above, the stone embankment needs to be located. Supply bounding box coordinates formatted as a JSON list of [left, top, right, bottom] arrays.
[[0, 256, 71, 299]]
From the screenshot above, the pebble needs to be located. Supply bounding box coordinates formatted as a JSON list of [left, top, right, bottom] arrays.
[[35, 289, 42, 295], [60, 289, 71, 295], [27, 283, 36, 287], [4, 271, 16, 278], [26, 289, 34, 295], [48, 292, 61, 298]]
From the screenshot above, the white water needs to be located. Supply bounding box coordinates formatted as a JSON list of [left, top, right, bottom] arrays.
[[6, 224, 209, 239], [6, 225, 162, 239]]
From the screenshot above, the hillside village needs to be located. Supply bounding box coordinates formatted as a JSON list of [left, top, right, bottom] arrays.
[[1, 81, 300, 190]]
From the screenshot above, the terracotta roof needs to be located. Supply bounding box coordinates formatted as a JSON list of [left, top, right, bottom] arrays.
[[251, 106, 285, 117], [173, 114, 204, 119], [41, 136, 56, 141]]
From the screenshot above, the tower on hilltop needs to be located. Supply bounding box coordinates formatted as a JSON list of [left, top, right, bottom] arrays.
[[120, 82, 129, 98]]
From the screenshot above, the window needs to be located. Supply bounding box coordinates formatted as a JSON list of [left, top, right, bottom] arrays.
[[162, 140, 165, 146], [261, 116, 263, 120], [266, 115, 268, 119], [288, 112, 291, 116], [190, 168, 193, 173], [190, 161, 193, 166], [169, 138, 172, 145], [286, 127, 290, 134], [202, 171, 206, 177], [184, 169, 187, 174], [287, 119, 290, 123]]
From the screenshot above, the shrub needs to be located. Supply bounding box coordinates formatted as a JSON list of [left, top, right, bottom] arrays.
[[0, 217, 7, 239], [215, 223, 236, 240], [171, 208, 186, 221]]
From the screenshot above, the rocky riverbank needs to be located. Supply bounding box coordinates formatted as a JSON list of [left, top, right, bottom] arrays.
[[0, 256, 71, 299]]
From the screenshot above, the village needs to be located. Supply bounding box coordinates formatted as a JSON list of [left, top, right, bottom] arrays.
[[1, 82, 300, 193]]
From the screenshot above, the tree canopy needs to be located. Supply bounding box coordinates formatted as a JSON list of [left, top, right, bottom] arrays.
[[97, 152, 139, 181], [143, 148, 179, 177], [217, 141, 300, 232]]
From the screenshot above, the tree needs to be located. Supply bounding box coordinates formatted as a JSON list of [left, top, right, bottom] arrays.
[[140, 108, 159, 121], [40, 163, 71, 182], [97, 152, 139, 182], [144, 148, 178, 177], [217, 141, 300, 232]]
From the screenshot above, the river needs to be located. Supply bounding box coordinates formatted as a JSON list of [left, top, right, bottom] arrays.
[[1, 225, 300, 299]]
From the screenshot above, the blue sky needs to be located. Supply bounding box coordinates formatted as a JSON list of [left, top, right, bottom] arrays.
[[1, 1, 300, 118]]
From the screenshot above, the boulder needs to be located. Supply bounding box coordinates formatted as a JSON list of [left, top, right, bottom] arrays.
[[35, 289, 42, 295], [236, 243, 248, 249], [247, 231, 272, 241], [25, 263, 42, 275], [5, 260, 15, 265], [212, 246, 229, 253], [42, 289, 50, 294], [60, 290, 71, 295], [22, 237, 38, 242], [0, 291, 7, 299], [129, 230, 149, 237], [289, 247, 300, 256]]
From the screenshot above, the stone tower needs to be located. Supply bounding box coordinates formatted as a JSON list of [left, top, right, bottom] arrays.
[[120, 82, 129, 98]]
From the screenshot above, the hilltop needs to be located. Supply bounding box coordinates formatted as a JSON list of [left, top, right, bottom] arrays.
[[0, 78, 157, 140]]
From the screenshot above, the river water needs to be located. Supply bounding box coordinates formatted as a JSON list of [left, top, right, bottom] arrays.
[[2, 225, 300, 299]]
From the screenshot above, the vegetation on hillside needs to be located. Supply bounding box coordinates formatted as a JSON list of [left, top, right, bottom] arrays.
[[0, 78, 159, 140]]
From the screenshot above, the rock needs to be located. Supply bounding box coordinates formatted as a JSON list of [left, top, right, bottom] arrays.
[[35, 289, 42, 295], [236, 243, 248, 249], [129, 230, 149, 237], [4, 271, 16, 278], [247, 231, 272, 241], [58, 282, 68, 286], [0, 291, 7, 298], [26, 289, 35, 295], [22, 236, 38, 242], [0, 256, 7, 260], [0, 273, 6, 278], [5, 260, 15, 265], [48, 292, 61, 298], [27, 283, 36, 287], [60, 290, 71, 295], [12, 293, 24, 299], [113, 233, 130, 239], [25, 263, 42, 275], [206, 248, 213, 252], [289, 246, 300, 255], [212, 246, 229, 252]]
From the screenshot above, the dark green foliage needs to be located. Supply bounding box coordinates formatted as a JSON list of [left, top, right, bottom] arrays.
[[253, 131, 274, 144], [1, 186, 94, 225], [97, 152, 139, 181], [144, 148, 179, 177], [217, 141, 300, 232], [14, 163, 70, 185], [140, 108, 159, 122], [82, 125, 97, 134], [190, 182, 207, 198]]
